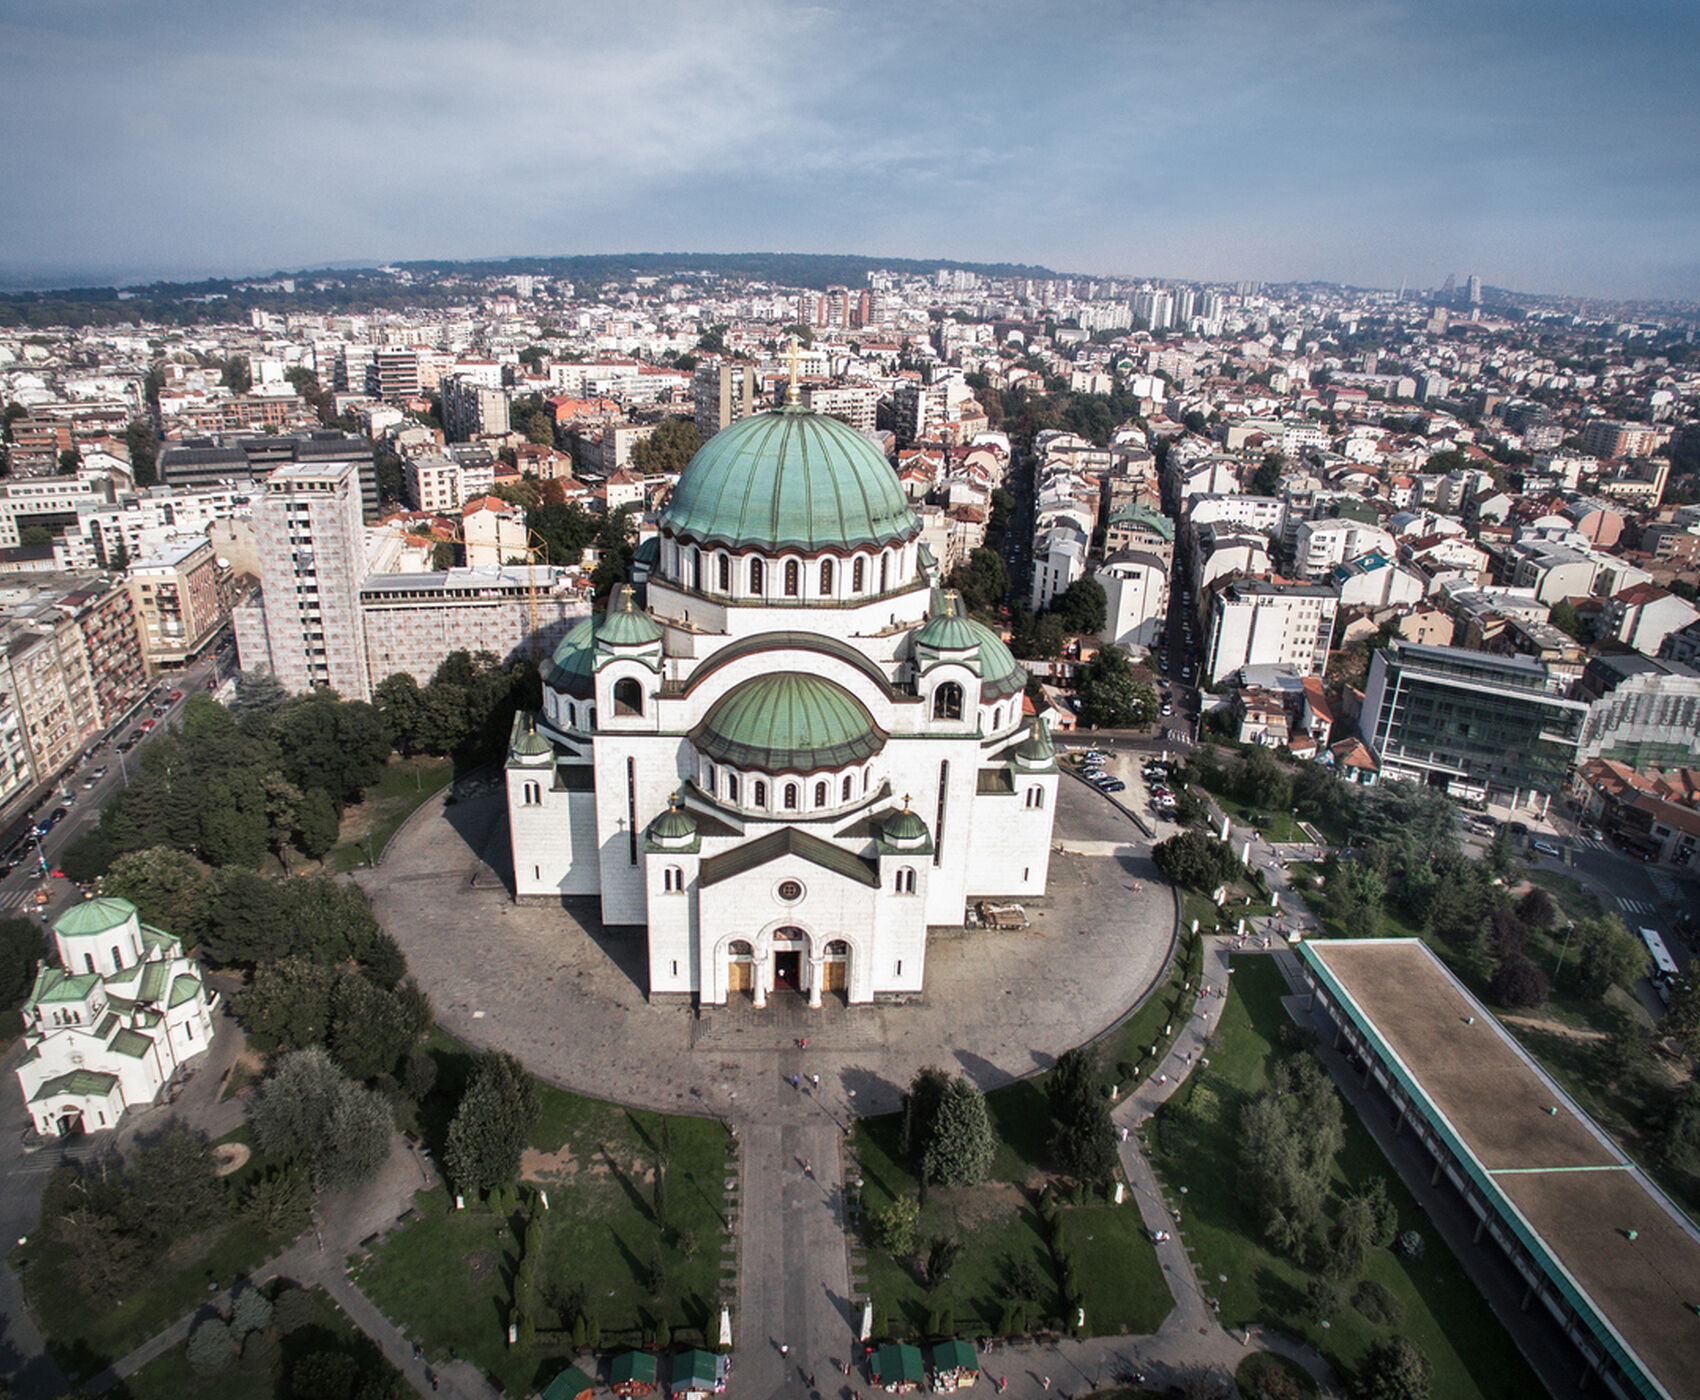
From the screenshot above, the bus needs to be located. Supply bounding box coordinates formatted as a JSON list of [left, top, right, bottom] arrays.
[[1640, 927, 1680, 1003]]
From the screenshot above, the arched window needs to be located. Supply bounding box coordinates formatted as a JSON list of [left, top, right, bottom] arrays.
[[842, 774, 853, 801], [852, 557, 865, 593], [826, 938, 849, 955], [814, 780, 828, 806], [586, 706, 596, 730], [663, 866, 684, 892], [863, 768, 870, 792], [753, 779, 767, 808], [879, 552, 890, 592], [784, 559, 800, 597], [729, 939, 754, 956], [613, 677, 643, 716], [690, 548, 702, 591], [726, 773, 739, 804], [895, 866, 916, 894], [993, 705, 1004, 731], [523, 780, 541, 806], [704, 761, 715, 790], [933, 681, 964, 721], [718, 552, 731, 592], [84, 954, 95, 974], [819, 558, 834, 595], [1026, 786, 1045, 810], [749, 557, 764, 594], [784, 782, 799, 810]]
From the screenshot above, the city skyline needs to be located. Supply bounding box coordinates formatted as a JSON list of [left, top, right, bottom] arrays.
[[2, 0, 1698, 301]]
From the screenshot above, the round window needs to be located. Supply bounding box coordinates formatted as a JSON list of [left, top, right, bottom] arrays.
[[776, 879, 804, 903]]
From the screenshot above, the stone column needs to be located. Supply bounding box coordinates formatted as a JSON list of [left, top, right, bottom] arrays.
[[808, 957, 824, 1009], [753, 957, 768, 1009]]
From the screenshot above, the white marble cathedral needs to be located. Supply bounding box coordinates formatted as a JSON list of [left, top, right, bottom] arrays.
[[506, 400, 1058, 1005]]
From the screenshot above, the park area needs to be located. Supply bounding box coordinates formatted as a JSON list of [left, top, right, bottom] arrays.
[[353, 1035, 734, 1396], [849, 922, 1200, 1340], [1146, 956, 1541, 1399]]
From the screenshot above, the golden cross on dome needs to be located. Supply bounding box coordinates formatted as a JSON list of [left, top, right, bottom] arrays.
[[621, 585, 635, 611], [784, 334, 803, 406], [902, 793, 913, 810], [944, 591, 958, 616]]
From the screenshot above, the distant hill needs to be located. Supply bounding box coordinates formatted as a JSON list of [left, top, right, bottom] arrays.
[[0, 251, 1062, 329]]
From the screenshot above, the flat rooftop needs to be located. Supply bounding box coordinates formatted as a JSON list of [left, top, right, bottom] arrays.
[[1301, 938, 1700, 1400]]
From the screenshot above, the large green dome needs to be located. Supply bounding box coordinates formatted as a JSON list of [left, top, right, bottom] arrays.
[[968, 619, 1026, 700], [660, 407, 917, 553], [543, 615, 598, 697], [693, 673, 886, 774]]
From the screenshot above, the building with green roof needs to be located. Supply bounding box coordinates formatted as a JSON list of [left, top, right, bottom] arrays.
[[507, 404, 1058, 1010], [15, 901, 217, 1139]]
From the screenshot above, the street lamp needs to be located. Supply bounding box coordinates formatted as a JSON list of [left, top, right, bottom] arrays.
[[1553, 920, 1574, 987]]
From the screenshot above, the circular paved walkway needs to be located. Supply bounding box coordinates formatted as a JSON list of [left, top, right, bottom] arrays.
[[357, 773, 1176, 1121]]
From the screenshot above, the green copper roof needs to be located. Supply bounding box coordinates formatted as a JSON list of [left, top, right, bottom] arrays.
[[598, 586, 663, 647], [168, 975, 201, 1008], [541, 1366, 597, 1400], [30, 968, 100, 1005], [650, 800, 698, 841], [30, 1069, 119, 1103], [543, 615, 598, 697], [54, 897, 137, 939], [110, 1028, 153, 1057], [966, 618, 1026, 700], [913, 592, 980, 652], [660, 407, 917, 552], [882, 807, 929, 842], [693, 673, 886, 773], [1109, 504, 1174, 540], [1016, 717, 1055, 765], [610, 1352, 656, 1385]]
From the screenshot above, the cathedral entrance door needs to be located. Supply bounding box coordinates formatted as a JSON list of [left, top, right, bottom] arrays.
[[773, 950, 802, 991]]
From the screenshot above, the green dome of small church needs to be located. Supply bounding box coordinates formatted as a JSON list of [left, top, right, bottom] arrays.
[[660, 407, 917, 553], [693, 672, 886, 773], [543, 615, 598, 697], [598, 586, 663, 647], [913, 592, 980, 652]]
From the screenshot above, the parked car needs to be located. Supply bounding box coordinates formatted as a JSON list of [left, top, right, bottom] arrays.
[[139, 718, 156, 733], [1102, 779, 1126, 793], [1532, 839, 1561, 857], [167, 689, 183, 702]]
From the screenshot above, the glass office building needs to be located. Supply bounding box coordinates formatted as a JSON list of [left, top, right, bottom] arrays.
[[1361, 642, 1588, 800]]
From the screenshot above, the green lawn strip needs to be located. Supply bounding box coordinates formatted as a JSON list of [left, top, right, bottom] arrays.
[[1209, 791, 1304, 845], [327, 754, 457, 871], [853, 1112, 1061, 1335], [355, 1068, 731, 1396], [1054, 1205, 1168, 1335], [1526, 869, 1606, 923], [1148, 956, 1540, 1400], [125, 1284, 397, 1400]]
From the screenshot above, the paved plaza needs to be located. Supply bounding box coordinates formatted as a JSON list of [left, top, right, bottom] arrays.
[[357, 773, 1179, 1122]]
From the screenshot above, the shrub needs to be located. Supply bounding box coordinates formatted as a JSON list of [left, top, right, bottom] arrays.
[[1352, 1278, 1403, 1327], [869, 1196, 919, 1256], [272, 1285, 316, 1335], [231, 1287, 274, 1340], [1488, 954, 1549, 1008], [187, 1318, 233, 1374], [1396, 1230, 1424, 1260]]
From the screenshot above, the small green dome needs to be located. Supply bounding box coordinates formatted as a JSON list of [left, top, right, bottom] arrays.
[[55, 897, 138, 938], [967, 619, 1026, 700], [660, 407, 917, 553], [598, 586, 663, 647], [913, 592, 979, 652], [1015, 717, 1055, 766], [693, 673, 885, 773], [650, 799, 698, 842], [512, 728, 553, 757], [882, 807, 928, 843], [543, 615, 598, 697]]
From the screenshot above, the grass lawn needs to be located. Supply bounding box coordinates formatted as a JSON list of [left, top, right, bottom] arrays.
[[1147, 956, 1542, 1400], [14, 1127, 302, 1376], [1055, 1205, 1169, 1335], [1526, 869, 1606, 923], [325, 754, 456, 872], [355, 1039, 732, 1397], [126, 1284, 401, 1400], [1210, 791, 1306, 845]]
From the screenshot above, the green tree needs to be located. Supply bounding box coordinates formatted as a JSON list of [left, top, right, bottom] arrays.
[[1077, 644, 1156, 728], [1548, 599, 1585, 641], [248, 1047, 393, 1190], [920, 1076, 995, 1188], [1153, 829, 1241, 892], [1050, 577, 1107, 635], [869, 1195, 919, 1255], [327, 969, 429, 1081], [1662, 964, 1700, 1062], [231, 669, 289, 719], [240, 1162, 311, 1234], [1571, 915, 1642, 998], [900, 1066, 951, 1163], [103, 846, 205, 930], [1352, 1336, 1430, 1400], [240, 957, 335, 1051], [296, 787, 341, 860], [1251, 451, 1286, 497], [630, 416, 703, 476], [444, 1051, 540, 1194], [944, 548, 1008, 619], [1237, 1055, 1344, 1265], [0, 915, 44, 1010], [125, 419, 158, 487], [266, 692, 391, 806], [125, 1123, 227, 1243], [373, 673, 427, 754], [592, 505, 638, 600]]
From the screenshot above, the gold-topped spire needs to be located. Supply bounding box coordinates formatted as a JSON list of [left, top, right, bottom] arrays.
[[783, 334, 803, 406], [902, 793, 912, 811], [944, 590, 958, 617], [621, 584, 635, 612]]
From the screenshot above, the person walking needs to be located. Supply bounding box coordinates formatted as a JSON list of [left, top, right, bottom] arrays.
[[1043, 1377, 1052, 1392]]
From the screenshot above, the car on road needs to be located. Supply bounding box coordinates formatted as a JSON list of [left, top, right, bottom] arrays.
[[1159, 702, 1173, 716], [139, 718, 156, 733], [81, 776, 97, 789], [116, 736, 138, 752], [1532, 839, 1561, 857], [167, 689, 183, 702]]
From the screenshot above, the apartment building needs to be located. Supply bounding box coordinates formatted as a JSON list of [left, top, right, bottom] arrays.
[[358, 565, 593, 690], [245, 459, 371, 700], [442, 375, 511, 442], [801, 384, 880, 433], [461, 497, 529, 569], [404, 455, 464, 514], [692, 361, 759, 439], [127, 537, 232, 668], [367, 347, 422, 403], [1204, 579, 1339, 684], [158, 432, 378, 517]]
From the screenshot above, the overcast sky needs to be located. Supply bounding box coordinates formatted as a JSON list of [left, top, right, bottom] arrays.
[[2, 0, 1696, 298]]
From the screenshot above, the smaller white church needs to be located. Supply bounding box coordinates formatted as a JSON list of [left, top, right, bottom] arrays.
[[15, 897, 219, 1139]]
